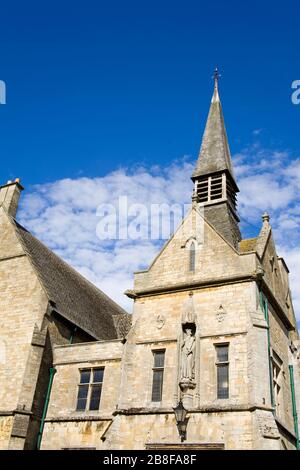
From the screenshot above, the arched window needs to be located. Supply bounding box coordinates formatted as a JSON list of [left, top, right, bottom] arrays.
[[189, 241, 196, 272]]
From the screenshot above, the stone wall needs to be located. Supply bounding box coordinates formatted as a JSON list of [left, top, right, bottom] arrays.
[[103, 411, 254, 450], [134, 209, 256, 293], [0, 210, 49, 449], [268, 304, 295, 437], [0, 416, 13, 450], [41, 340, 124, 449], [0, 210, 96, 449]]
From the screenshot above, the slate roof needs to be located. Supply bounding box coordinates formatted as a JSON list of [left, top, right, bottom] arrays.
[[192, 82, 237, 184], [12, 219, 131, 340]]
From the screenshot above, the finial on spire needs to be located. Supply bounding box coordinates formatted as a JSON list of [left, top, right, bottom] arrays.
[[213, 67, 221, 88], [192, 188, 198, 207], [211, 67, 221, 103], [262, 212, 270, 225]]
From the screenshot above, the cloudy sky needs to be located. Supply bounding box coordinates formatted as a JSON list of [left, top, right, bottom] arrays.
[[18, 139, 300, 322], [1, 1, 300, 320]]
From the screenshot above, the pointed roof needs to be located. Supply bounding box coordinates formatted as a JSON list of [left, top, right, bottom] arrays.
[[9, 216, 131, 340], [192, 71, 236, 183], [255, 212, 272, 259]]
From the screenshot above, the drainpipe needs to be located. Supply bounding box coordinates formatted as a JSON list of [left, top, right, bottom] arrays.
[[36, 367, 57, 450], [260, 291, 275, 409], [289, 365, 300, 450]]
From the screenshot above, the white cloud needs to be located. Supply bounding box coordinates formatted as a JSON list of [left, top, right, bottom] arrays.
[[252, 129, 263, 136], [277, 246, 300, 318], [19, 162, 193, 311], [18, 148, 300, 322]]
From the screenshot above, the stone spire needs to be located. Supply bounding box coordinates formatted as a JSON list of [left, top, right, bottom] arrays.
[[192, 68, 235, 181], [191, 70, 241, 249]]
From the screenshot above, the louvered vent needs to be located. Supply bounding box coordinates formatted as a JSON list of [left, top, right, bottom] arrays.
[[196, 174, 224, 203], [226, 178, 237, 210]]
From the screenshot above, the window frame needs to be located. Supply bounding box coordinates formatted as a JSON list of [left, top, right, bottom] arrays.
[[215, 343, 230, 400], [188, 241, 196, 272], [76, 367, 104, 412], [151, 349, 166, 403], [271, 351, 283, 418]]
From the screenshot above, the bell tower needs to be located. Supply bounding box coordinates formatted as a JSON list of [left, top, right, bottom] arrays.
[[192, 69, 241, 249]]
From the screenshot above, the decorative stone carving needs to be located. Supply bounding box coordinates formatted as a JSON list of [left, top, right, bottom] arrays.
[[289, 339, 300, 360], [216, 305, 227, 323], [180, 327, 196, 382], [156, 314, 165, 330], [181, 291, 196, 324], [178, 294, 197, 404], [253, 264, 264, 280]]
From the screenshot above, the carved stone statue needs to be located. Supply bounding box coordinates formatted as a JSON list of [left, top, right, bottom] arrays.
[[180, 327, 195, 381]]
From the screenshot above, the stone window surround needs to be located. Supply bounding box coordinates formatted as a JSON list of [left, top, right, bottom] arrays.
[[271, 350, 283, 419], [151, 349, 166, 404], [184, 237, 199, 276], [214, 342, 230, 400], [75, 367, 105, 413], [188, 241, 196, 272]]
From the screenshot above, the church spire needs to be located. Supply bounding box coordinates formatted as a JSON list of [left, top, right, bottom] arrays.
[[192, 68, 235, 181], [191, 70, 241, 249]]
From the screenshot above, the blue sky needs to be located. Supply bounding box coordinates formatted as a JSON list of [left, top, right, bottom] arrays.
[[1, 0, 299, 183], [1, 1, 300, 318]]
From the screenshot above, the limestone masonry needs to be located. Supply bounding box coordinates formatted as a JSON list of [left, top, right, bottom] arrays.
[[0, 77, 299, 450]]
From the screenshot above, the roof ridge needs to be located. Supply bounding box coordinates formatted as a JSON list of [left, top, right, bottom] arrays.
[[7, 214, 129, 340], [12, 219, 127, 316]]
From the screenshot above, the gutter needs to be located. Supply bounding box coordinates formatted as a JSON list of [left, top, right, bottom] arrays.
[[260, 292, 275, 410], [36, 367, 56, 450], [289, 365, 300, 450]]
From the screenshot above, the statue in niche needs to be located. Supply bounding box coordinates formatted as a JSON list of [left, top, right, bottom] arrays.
[[181, 291, 196, 324], [179, 294, 197, 395], [180, 325, 196, 381]]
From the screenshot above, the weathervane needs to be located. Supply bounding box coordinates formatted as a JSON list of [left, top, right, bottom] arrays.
[[213, 67, 221, 87]]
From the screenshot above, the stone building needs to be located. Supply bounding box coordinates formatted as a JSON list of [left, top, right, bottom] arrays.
[[0, 180, 131, 450], [0, 77, 299, 450]]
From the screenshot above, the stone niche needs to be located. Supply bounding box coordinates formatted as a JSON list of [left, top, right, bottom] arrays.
[[174, 292, 200, 409]]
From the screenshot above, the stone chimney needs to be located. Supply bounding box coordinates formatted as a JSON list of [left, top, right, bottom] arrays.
[[0, 179, 24, 218]]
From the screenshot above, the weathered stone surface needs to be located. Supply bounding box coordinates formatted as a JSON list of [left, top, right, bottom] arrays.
[[0, 205, 127, 449], [40, 212, 299, 450]]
